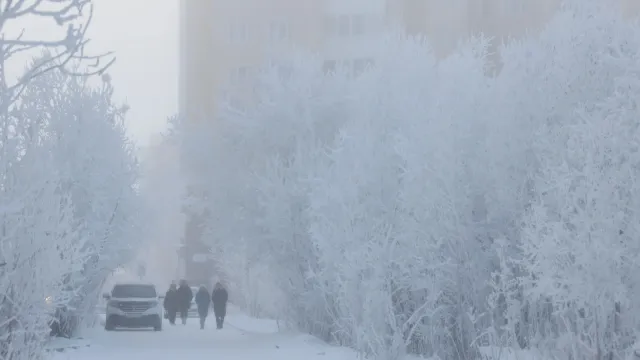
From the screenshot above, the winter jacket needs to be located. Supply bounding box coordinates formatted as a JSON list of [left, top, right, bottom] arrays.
[[195, 289, 211, 317], [163, 289, 178, 312], [177, 285, 193, 311], [211, 287, 228, 315]]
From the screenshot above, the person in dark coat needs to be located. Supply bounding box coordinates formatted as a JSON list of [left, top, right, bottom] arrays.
[[211, 282, 228, 329], [177, 279, 193, 325], [195, 285, 211, 329], [163, 283, 178, 325]]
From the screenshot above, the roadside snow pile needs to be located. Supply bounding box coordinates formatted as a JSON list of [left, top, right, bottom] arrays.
[[225, 305, 280, 334]]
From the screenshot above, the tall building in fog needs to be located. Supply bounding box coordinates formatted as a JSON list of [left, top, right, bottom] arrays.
[[179, 0, 414, 121], [398, 0, 640, 72], [179, 0, 640, 119]]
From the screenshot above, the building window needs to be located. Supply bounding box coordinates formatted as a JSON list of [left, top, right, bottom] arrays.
[[322, 60, 336, 74], [230, 66, 251, 82], [505, 0, 525, 14], [352, 15, 365, 36], [324, 16, 337, 36], [480, 0, 490, 18], [269, 20, 289, 42], [229, 23, 248, 43], [267, 60, 293, 80], [337, 15, 350, 36], [277, 64, 292, 79], [353, 58, 374, 76], [326, 14, 371, 38]]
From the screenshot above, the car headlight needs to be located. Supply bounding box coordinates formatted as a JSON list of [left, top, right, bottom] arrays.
[[150, 300, 159, 307], [107, 300, 120, 308], [45, 296, 53, 305]]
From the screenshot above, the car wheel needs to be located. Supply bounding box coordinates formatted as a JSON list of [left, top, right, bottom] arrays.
[[104, 317, 115, 331], [153, 316, 162, 331]]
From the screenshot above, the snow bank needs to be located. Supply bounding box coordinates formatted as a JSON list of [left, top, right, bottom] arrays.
[[225, 305, 280, 334], [47, 305, 562, 360]]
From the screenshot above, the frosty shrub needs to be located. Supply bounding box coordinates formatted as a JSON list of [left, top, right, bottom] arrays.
[[0, 1, 140, 359], [22, 60, 142, 332], [178, 1, 640, 360], [508, 3, 640, 359], [0, 63, 141, 357]]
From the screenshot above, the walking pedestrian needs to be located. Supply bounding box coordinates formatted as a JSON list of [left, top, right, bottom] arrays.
[[177, 280, 193, 325], [163, 283, 178, 325], [195, 285, 211, 329], [211, 282, 228, 329]]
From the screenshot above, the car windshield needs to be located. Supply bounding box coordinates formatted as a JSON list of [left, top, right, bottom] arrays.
[[111, 284, 156, 298]]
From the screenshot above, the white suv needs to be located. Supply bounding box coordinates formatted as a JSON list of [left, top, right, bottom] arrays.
[[103, 283, 163, 331]]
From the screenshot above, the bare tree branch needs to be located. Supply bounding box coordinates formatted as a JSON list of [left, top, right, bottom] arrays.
[[0, 0, 115, 104]]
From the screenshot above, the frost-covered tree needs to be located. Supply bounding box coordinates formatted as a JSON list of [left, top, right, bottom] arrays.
[[22, 60, 141, 330], [0, 59, 141, 356], [0, 0, 113, 98], [178, 56, 352, 320], [177, 1, 640, 360], [513, 4, 640, 359], [0, 1, 138, 359], [0, 109, 82, 359]]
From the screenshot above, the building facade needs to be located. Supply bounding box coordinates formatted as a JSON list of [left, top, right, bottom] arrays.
[[180, 0, 640, 118]]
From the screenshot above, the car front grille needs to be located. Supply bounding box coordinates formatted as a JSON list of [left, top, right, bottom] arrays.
[[118, 301, 153, 313]]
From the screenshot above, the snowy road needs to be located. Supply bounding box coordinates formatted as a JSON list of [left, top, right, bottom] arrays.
[[48, 306, 356, 360]]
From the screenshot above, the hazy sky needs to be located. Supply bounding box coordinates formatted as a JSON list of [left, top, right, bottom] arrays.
[[88, 0, 178, 147]]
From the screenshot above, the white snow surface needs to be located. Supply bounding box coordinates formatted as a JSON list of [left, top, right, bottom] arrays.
[[47, 305, 357, 360], [45, 305, 546, 360]]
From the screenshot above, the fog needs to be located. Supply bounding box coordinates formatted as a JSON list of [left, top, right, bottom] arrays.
[[4, 0, 178, 147], [88, 0, 178, 147], [5, 1, 640, 360]]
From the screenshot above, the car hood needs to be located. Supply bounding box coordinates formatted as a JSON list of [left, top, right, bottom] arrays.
[[110, 297, 158, 302]]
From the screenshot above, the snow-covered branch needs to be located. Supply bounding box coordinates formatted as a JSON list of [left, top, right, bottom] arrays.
[[0, 2, 140, 357], [0, 0, 114, 101], [177, 2, 640, 360]]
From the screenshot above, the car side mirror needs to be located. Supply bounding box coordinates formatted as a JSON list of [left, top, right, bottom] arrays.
[[102, 293, 110, 300]]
